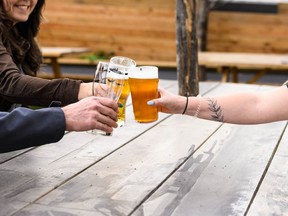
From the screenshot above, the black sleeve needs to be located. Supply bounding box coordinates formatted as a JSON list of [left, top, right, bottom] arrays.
[[0, 107, 66, 153]]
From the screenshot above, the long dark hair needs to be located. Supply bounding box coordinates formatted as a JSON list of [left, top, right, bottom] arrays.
[[0, 0, 45, 76]]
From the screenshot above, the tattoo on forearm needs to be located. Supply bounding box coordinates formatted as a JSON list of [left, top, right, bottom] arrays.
[[207, 98, 224, 122]]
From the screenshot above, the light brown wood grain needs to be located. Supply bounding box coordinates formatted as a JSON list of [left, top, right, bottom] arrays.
[[38, 1, 176, 63], [278, 3, 288, 14], [207, 12, 288, 54]]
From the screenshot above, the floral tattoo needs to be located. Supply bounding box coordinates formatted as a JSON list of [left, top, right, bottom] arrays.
[[207, 98, 224, 122]]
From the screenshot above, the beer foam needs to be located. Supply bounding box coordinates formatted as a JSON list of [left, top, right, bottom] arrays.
[[129, 66, 158, 78]]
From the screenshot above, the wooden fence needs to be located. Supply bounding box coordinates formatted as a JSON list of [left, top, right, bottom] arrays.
[[38, 0, 176, 64], [206, 10, 288, 54], [38, 1, 288, 70]]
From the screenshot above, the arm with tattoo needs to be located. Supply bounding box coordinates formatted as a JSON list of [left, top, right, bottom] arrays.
[[206, 98, 224, 122], [148, 85, 288, 124]]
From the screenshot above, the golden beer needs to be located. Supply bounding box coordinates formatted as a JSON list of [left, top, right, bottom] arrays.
[[89, 56, 136, 135], [117, 79, 130, 125], [129, 76, 159, 123], [105, 77, 125, 102]]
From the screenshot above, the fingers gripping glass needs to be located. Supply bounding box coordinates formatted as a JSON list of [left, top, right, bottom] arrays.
[[93, 62, 125, 101], [91, 61, 125, 135], [89, 56, 136, 136], [92, 63, 108, 97]]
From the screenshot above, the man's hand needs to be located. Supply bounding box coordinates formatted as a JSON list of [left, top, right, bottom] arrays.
[[62, 96, 118, 133]]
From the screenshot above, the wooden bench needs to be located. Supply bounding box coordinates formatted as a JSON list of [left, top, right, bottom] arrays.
[[204, 9, 288, 82], [198, 52, 288, 83], [39, 47, 91, 79]]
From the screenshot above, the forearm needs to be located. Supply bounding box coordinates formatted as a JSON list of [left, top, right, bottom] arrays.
[[186, 93, 261, 124], [0, 40, 81, 107], [0, 73, 81, 107], [0, 107, 65, 153], [186, 86, 288, 124]]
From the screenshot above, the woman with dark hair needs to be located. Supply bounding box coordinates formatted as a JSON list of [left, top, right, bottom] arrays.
[[0, 0, 101, 111]]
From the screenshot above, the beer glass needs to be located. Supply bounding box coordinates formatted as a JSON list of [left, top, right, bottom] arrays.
[[129, 66, 159, 123], [91, 56, 136, 135], [117, 73, 131, 127]]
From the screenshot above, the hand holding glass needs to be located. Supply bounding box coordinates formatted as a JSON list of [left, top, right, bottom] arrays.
[[91, 56, 136, 135], [129, 66, 159, 123]]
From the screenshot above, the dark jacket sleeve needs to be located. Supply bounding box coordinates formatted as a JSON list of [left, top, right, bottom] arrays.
[[0, 36, 82, 110], [0, 107, 66, 153]]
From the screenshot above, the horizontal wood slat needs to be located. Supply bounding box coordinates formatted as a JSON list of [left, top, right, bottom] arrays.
[[207, 11, 288, 54], [278, 3, 288, 14], [45, 0, 175, 10], [38, 1, 176, 63], [38, 1, 288, 70]]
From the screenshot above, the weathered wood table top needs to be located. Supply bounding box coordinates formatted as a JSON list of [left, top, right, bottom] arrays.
[[1, 80, 288, 216]]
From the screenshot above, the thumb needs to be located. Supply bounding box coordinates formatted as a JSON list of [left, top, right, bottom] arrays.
[[147, 99, 156, 106], [147, 88, 165, 106]]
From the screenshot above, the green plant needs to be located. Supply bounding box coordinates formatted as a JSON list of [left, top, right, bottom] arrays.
[[80, 50, 115, 63]]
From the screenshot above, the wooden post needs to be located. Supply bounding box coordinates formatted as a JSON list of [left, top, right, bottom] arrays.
[[176, 0, 199, 96], [197, 0, 209, 52], [197, 0, 209, 81]]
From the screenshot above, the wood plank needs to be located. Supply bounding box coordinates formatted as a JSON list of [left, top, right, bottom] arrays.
[[37, 1, 288, 70], [37, 1, 176, 63], [41, 47, 91, 58], [0, 149, 33, 164], [279, 3, 288, 14], [207, 12, 288, 54], [20, 114, 223, 215], [48, 58, 178, 69], [247, 123, 288, 215], [3, 82, 216, 215], [0, 81, 215, 215], [0, 80, 172, 215], [134, 121, 287, 215], [0, 132, 71, 164], [198, 52, 288, 70], [0, 131, 103, 216], [13, 205, 99, 216], [132, 84, 287, 215], [46, 0, 175, 10], [11, 83, 261, 215]]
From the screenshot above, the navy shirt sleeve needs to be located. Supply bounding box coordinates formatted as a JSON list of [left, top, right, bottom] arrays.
[[0, 107, 66, 153]]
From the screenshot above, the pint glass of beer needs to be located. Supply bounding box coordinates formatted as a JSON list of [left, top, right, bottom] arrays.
[[90, 56, 136, 135], [129, 66, 159, 123], [117, 75, 130, 127]]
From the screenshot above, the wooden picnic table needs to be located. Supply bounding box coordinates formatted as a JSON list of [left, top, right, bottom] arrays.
[[41, 47, 91, 79], [1, 79, 288, 215], [199, 52, 288, 83]]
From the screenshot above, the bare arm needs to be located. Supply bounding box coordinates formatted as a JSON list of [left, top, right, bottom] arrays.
[[148, 85, 288, 124]]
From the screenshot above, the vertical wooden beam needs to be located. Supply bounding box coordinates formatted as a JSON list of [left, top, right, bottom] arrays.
[[197, 0, 209, 81], [197, 0, 209, 52], [176, 0, 199, 96]]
